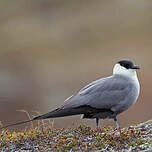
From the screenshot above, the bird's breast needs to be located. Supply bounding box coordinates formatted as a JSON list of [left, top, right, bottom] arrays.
[[112, 76, 140, 115]]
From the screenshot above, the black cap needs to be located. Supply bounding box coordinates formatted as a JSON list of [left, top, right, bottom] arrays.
[[118, 60, 140, 70]]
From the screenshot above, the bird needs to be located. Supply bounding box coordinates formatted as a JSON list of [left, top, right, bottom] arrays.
[[0, 60, 140, 130]]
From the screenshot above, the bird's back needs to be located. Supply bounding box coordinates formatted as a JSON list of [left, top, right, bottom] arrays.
[[63, 74, 140, 116]]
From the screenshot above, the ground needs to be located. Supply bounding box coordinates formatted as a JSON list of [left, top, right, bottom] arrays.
[[0, 120, 152, 152]]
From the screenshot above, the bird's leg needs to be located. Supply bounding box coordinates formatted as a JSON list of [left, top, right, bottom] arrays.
[[114, 117, 121, 134], [96, 118, 100, 131], [96, 118, 99, 127]]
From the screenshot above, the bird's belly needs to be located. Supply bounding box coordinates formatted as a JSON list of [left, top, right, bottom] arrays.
[[93, 112, 115, 119]]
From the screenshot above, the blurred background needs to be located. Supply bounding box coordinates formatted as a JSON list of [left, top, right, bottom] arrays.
[[0, 0, 152, 130]]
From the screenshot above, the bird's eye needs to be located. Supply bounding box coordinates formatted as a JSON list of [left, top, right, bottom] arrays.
[[125, 64, 130, 69]]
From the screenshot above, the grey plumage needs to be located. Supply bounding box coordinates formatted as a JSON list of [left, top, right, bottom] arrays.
[[0, 60, 140, 130], [34, 60, 140, 129], [35, 74, 139, 121]]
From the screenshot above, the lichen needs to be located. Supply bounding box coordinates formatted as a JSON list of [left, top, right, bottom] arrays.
[[0, 120, 152, 152]]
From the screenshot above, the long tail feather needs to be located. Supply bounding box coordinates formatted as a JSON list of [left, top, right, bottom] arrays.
[[0, 119, 34, 130], [0, 105, 102, 130], [0, 108, 82, 130]]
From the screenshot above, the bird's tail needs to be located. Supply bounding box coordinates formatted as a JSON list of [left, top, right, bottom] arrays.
[[0, 119, 33, 130], [0, 107, 84, 130]]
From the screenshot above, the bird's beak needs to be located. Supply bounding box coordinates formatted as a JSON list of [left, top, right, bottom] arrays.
[[132, 65, 140, 69]]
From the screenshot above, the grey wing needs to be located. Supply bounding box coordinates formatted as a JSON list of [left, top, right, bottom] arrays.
[[63, 75, 132, 110]]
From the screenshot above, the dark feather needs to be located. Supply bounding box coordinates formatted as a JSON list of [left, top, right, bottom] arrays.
[[34, 105, 113, 120]]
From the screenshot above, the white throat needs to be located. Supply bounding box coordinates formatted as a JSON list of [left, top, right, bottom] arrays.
[[113, 63, 137, 78], [113, 63, 140, 98]]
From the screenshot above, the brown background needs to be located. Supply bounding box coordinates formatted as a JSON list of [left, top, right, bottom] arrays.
[[0, 0, 152, 130]]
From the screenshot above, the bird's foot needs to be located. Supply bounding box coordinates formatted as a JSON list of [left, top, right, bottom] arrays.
[[115, 127, 121, 136], [96, 126, 101, 132]]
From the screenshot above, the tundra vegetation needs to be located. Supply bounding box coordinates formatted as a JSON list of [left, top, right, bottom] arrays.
[[0, 120, 151, 152]]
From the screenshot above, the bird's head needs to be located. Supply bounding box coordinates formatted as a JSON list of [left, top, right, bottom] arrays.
[[113, 60, 140, 77]]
